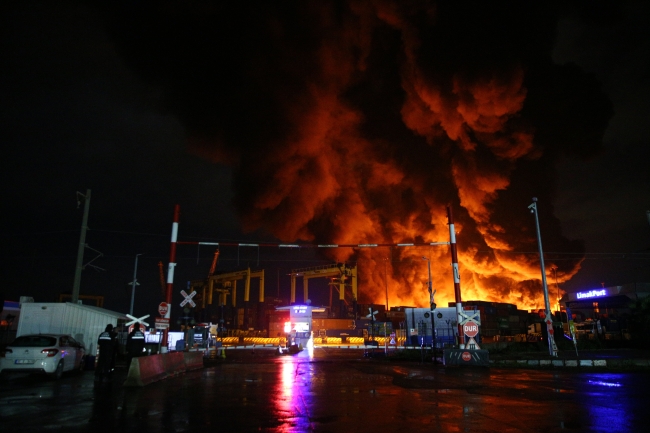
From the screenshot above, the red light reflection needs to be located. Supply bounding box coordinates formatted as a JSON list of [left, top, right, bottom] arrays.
[[272, 357, 314, 432]]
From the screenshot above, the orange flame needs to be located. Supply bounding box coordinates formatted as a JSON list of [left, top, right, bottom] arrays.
[[181, 2, 596, 311]]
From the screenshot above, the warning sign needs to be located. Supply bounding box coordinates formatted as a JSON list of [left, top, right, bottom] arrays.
[[155, 317, 170, 329], [180, 290, 197, 308], [466, 337, 481, 350]]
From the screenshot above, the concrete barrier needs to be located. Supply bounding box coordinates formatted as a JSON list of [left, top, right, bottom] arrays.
[[183, 351, 204, 371], [162, 352, 186, 377], [124, 352, 205, 387], [124, 354, 167, 387]]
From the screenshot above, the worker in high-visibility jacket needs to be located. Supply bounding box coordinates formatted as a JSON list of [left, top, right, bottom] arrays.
[[126, 327, 146, 368], [95, 324, 118, 384]]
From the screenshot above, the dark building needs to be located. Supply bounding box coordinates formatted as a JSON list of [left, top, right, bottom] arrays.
[[561, 283, 650, 338]]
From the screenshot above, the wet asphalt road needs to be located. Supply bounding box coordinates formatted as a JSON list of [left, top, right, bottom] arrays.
[[2, 347, 650, 432]]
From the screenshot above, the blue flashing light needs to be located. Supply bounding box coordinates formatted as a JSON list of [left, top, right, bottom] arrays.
[[588, 380, 622, 387]]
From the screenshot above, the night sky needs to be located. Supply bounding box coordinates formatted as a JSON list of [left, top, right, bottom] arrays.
[[1, 1, 649, 321]]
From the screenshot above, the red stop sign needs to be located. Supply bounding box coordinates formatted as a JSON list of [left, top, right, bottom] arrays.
[[462, 321, 479, 337], [158, 302, 169, 317], [462, 351, 472, 362]]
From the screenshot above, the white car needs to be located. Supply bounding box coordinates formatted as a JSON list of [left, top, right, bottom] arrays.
[[0, 334, 86, 379]]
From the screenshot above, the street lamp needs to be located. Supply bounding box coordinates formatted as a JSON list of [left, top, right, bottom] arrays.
[[129, 254, 142, 316], [422, 256, 437, 357], [383, 258, 389, 312], [72, 189, 91, 304], [528, 198, 558, 357]]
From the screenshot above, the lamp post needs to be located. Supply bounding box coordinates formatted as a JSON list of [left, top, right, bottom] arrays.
[[129, 254, 142, 316], [72, 189, 91, 304], [422, 256, 437, 357], [528, 198, 558, 357], [383, 258, 389, 312]]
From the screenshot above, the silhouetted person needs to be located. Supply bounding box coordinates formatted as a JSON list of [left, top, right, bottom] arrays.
[[126, 327, 146, 368], [95, 324, 118, 384]]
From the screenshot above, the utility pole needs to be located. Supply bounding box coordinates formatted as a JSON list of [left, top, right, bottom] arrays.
[[528, 197, 558, 357], [129, 254, 142, 315], [383, 258, 389, 312], [422, 256, 436, 357], [72, 189, 91, 304]]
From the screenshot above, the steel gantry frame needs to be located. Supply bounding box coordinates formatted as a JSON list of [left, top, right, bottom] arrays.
[[190, 268, 265, 308], [290, 263, 358, 306]]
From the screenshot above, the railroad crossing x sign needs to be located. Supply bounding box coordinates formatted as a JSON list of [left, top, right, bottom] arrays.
[[458, 310, 481, 326], [125, 314, 150, 328], [366, 307, 378, 321], [180, 290, 196, 308]]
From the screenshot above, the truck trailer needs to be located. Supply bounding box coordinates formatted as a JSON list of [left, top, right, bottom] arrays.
[[16, 302, 127, 356]]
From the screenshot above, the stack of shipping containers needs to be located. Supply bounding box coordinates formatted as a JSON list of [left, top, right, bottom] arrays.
[[456, 301, 531, 340]]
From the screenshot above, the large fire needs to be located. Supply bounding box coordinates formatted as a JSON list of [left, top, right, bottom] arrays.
[[112, 2, 611, 311]]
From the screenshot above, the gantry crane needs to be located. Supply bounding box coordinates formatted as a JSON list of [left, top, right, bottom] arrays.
[[290, 263, 358, 317]]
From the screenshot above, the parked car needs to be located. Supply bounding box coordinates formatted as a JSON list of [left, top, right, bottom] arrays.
[[0, 334, 86, 379]]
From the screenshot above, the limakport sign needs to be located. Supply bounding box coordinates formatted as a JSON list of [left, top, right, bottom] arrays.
[[576, 289, 608, 299]]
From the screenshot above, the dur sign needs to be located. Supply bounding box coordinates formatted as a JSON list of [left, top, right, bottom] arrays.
[[462, 321, 479, 338]]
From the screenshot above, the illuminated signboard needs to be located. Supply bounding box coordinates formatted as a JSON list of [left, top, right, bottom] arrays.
[[284, 321, 310, 333], [291, 305, 311, 319], [576, 289, 608, 300]]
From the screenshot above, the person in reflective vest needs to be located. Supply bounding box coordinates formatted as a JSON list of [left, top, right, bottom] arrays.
[[126, 327, 146, 368], [95, 324, 118, 383]]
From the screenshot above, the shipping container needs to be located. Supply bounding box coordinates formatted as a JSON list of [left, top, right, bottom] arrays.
[[404, 307, 477, 348], [386, 310, 406, 321], [312, 318, 356, 331], [482, 328, 499, 337], [268, 320, 287, 337]]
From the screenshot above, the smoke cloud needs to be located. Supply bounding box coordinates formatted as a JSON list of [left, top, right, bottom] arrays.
[[103, 1, 612, 309]]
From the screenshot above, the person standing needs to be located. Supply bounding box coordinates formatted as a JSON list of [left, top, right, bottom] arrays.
[[126, 326, 146, 368], [95, 324, 118, 384]]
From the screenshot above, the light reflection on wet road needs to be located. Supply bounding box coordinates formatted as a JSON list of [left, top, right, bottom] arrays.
[[1, 348, 649, 432]]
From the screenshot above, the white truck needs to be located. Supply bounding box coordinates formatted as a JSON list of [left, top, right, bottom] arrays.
[[16, 302, 127, 356]]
